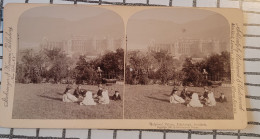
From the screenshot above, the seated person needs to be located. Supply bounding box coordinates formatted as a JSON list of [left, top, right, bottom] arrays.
[[80, 91, 96, 106], [170, 88, 185, 104], [112, 91, 121, 101], [73, 84, 82, 98], [170, 86, 178, 95], [80, 89, 88, 98], [96, 84, 103, 98], [200, 86, 210, 103], [187, 93, 203, 107], [218, 93, 227, 103], [180, 86, 192, 101], [63, 88, 78, 103], [98, 90, 110, 104], [205, 91, 216, 106], [63, 84, 73, 94]]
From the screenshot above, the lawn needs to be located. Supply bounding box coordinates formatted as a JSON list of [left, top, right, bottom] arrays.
[[124, 85, 234, 119], [12, 83, 234, 119], [12, 83, 123, 119]]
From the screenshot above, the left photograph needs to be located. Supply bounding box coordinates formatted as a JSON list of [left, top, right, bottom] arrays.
[[13, 6, 125, 119]]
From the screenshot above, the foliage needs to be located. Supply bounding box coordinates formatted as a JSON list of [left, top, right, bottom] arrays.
[[74, 55, 99, 84], [182, 58, 204, 86], [16, 49, 44, 83], [126, 51, 151, 85], [181, 51, 231, 86], [99, 48, 124, 80], [44, 48, 73, 83], [126, 50, 230, 86], [16, 48, 72, 84], [126, 50, 179, 85], [16, 45, 230, 87], [74, 48, 124, 84], [16, 47, 124, 84]]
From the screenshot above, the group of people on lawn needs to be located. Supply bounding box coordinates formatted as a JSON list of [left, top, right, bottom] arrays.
[[62, 84, 121, 105], [170, 86, 227, 107]]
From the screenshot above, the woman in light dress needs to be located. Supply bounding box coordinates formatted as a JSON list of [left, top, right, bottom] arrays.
[[187, 93, 203, 107], [63, 88, 78, 103], [170, 88, 185, 104], [98, 90, 110, 104], [205, 91, 216, 106], [80, 91, 96, 106]]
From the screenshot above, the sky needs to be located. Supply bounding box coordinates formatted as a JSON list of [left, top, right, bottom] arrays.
[[18, 6, 125, 50], [18, 7, 230, 52], [127, 8, 230, 50]]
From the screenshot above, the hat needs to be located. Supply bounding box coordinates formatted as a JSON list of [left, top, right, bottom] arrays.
[[173, 86, 178, 91], [66, 84, 73, 90]]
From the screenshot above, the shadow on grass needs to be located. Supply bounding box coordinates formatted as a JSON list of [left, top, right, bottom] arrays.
[[146, 96, 169, 103], [56, 92, 64, 95], [163, 94, 171, 97], [38, 95, 62, 101]]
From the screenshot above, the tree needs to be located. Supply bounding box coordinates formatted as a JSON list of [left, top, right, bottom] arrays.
[[44, 48, 72, 83], [152, 51, 177, 84], [220, 51, 231, 81], [126, 51, 150, 84], [74, 55, 98, 84], [126, 50, 180, 85], [16, 49, 44, 83], [100, 48, 124, 80], [74, 48, 124, 84], [204, 51, 230, 81], [182, 58, 204, 86]]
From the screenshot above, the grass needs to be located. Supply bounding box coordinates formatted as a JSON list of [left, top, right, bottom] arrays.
[[13, 83, 234, 119], [124, 85, 234, 119], [12, 83, 123, 119]]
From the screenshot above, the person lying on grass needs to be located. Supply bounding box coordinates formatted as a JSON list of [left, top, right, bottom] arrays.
[[80, 91, 96, 106], [170, 87, 185, 104], [112, 91, 121, 101], [63, 87, 78, 103], [187, 93, 203, 107]]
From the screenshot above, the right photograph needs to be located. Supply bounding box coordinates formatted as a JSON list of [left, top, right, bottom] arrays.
[[125, 8, 233, 119]]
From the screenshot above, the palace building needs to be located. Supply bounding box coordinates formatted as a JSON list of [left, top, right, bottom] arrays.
[[148, 38, 229, 59], [40, 35, 123, 58]]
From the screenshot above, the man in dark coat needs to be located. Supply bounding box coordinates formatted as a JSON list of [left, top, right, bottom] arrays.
[[202, 86, 209, 99], [112, 91, 121, 101], [97, 84, 103, 97], [200, 86, 210, 104], [73, 84, 82, 98], [180, 86, 192, 100], [218, 93, 227, 103]]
